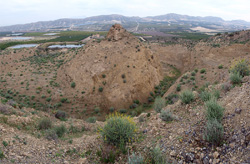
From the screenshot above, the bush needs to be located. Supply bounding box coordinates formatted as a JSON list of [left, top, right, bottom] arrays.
[[100, 113, 137, 147], [46, 97, 52, 102], [71, 82, 76, 88], [46, 129, 58, 140], [119, 109, 127, 114], [38, 118, 52, 130], [109, 107, 115, 113], [0, 149, 4, 159], [176, 84, 181, 92], [229, 59, 250, 77], [180, 90, 194, 104], [150, 145, 167, 164], [218, 64, 223, 69], [191, 71, 196, 76], [204, 119, 223, 145], [165, 93, 178, 105], [213, 90, 220, 99], [200, 91, 212, 102], [205, 98, 224, 122], [54, 125, 67, 138], [230, 72, 242, 84], [128, 152, 144, 164], [99, 87, 103, 92], [153, 97, 165, 113], [94, 107, 101, 113], [55, 110, 67, 120], [60, 98, 68, 103], [200, 69, 206, 74], [160, 110, 174, 122], [86, 117, 96, 123]]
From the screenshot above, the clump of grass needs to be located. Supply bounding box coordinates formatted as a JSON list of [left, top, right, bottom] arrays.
[[54, 124, 67, 138], [71, 82, 76, 88], [179, 90, 194, 104], [204, 119, 223, 145], [38, 118, 52, 130], [205, 98, 224, 122], [128, 152, 144, 164], [100, 112, 137, 148], [86, 117, 96, 123], [200, 68, 206, 74], [176, 84, 181, 92], [230, 72, 242, 84], [200, 91, 212, 102], [150, 145, 168, 164], [218, 64, 223, 69], [160, 110, 174, 122], [153, 97, 165, 113]]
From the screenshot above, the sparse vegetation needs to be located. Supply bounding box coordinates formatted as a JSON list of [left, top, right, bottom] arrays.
[[86, 117, 96, 123], [153, 97, 165, 113], [230, 72, 242, 84], [160, 109, 174, 122], [38, 118, 52, 130], [128, 152, 144, 164], [204, 119, 224, 145], [179, 90, 194, 104], [71, 82, 76, 88], [205, 98, 224, 122]]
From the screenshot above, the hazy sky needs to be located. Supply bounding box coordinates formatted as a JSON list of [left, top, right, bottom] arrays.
[[1, 0, 250, 26]]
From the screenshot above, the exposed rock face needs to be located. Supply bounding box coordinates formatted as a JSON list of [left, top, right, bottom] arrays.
[[57, 24, 163, 110], [106, 24, 131, 41]]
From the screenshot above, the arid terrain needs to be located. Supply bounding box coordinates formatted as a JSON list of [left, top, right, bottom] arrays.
[[0, 24, 249, 163]]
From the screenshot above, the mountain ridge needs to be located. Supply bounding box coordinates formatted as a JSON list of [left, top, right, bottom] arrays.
[[0, 13, 250, 32]]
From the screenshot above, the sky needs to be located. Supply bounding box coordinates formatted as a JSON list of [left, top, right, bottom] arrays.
[[0, 0, 250, 26]]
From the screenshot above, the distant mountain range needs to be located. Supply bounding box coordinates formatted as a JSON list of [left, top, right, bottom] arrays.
[[1, 13, 250, 32]]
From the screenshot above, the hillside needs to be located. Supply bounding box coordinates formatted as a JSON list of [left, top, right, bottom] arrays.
[[0, 25, 250, 163]]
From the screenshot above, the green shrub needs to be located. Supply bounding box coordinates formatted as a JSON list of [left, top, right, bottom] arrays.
[[102, 74, 106, 78], [204, 119, 223, 145], [45, 129, 58, 140], [109, 107, 115, 113], [176, 84, 181, 92], [160, 110, 174, 122], [128, 152, 144, 164], [60, 98, 68, 103], [200, 69, 206, 74], [86, 117, 96, 123], [218, 64, 223, 69], [205, 98, 224, 122], [0, 149, 4, 159], [54, 125, 67, 138], [100, 113, 137, 147], [94, 107, 101, 113], [98, 87, 103, 92], [153, 97, 165, 113], [150, 145, 167, 164], [46, 97, 51, 102], [191, 71, 196, 76], [71, 82, 76, 88], [200, 91, 212, 102], [213, 90, 220, 99], [229, 59, 250, 77], [119, 109, 127, 114], [180, 90, 194, 104], [2, 141, 8, 147], [165, 93, 179, 105], [230, 72, 242, 84], [38, 118, 52, 130]]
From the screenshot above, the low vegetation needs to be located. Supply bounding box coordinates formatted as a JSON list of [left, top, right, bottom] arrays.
[[179, 90, 194, 104]]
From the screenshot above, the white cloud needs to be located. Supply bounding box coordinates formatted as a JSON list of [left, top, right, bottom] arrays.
[[0, 0, 250, 26]]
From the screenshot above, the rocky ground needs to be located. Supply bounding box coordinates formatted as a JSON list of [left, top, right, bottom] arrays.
[[0, 75, 249, 163]]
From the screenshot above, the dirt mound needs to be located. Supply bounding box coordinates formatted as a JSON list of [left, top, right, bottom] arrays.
[[57, 24, 163, 110], [106, 24, 132, 41]]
